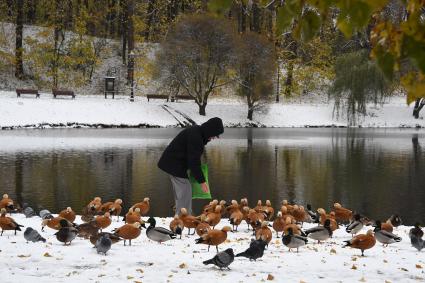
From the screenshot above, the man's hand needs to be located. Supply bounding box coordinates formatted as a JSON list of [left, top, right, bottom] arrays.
[[201, 182, 209, 193]]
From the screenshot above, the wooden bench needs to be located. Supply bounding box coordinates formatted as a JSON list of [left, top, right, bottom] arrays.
[[16, 88, 40, 98], [147, 94, 169, 102], [175, 95, 195, 101], [53, 89, 75, 99]]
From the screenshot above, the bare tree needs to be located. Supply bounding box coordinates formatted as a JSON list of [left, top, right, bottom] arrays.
[[237, 32, 276, 120], [15, 0, 24, 79], [154, 15, 236, 116]]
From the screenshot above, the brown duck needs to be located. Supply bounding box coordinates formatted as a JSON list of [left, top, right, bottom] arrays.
[[0, 208, 23, 235], [195, 226, 231, 252], [113, 222, 145, 246], [59, 207, 76, 223]]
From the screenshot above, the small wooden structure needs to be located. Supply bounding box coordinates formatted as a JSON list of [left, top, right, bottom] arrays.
[[175, 95, 195, 101], [147, 94, 169, 102], [16, 89, 40, 98], [52, 89, 75, 99]]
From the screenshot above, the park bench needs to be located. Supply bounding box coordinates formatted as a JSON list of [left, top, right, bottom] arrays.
[[175, 95, 195, 101], [147, 94, 169, 102], [16, 88, 40, 98], [52, 89, 76, 99]]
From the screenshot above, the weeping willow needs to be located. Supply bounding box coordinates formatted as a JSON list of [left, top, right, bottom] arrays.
[[330, 50, 393, 125]]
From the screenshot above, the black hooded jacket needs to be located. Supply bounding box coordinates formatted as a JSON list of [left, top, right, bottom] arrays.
[[158, 117, 224, 183]]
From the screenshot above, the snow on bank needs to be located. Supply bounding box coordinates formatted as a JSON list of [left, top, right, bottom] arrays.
[[1, 213, 423, 283], [0, 91, 424, 129]]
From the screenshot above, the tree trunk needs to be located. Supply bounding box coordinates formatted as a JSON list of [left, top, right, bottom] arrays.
[[247, 108, 254, 120], [413, 98, 424, 119], [199, 103, 207, 116], [251, 2, 261, 33], [238, 2, 246, 33], [26, 0, 37, 24], [284, 61, 293, 97], [121, 0, 128, 64], [127, 0, 134, 82], [15, 0, 24, 79], [6, 0, 14, 19], [144, 0, 155, 41]]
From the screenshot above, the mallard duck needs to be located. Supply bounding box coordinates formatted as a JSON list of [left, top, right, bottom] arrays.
[[76, 221, 99, 239], [387, 214, 403, 228], [374, 220, 402, 247], [304, 219, 332, 243], [282, 227, 308, 252], [54, 219, 78, 245], [146, 217, 176, 243], [346, 214, 363, 237]]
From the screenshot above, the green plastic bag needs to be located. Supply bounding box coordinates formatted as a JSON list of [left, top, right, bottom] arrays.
[[188, 164, 212, 199]]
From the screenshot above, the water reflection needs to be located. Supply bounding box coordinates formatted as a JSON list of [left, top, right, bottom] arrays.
[[0, 128, 424, 224]]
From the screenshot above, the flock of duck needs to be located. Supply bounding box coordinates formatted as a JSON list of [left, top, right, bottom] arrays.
[[0, 194, 423, 270]]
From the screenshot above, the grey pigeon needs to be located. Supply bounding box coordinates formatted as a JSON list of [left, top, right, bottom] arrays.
[[409, 223, 424, 251], [96, 234, 112, 255], [39, 209, 53, 220], [203, 248, 234, 270], [235, 239, 267, 261], [24, 227, 46, 243], [23, 206, 35, 218]]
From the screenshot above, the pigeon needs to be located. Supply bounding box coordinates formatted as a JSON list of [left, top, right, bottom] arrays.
[[409, 223, 424, 251], [235, 239, 267, 261], [203, 248, 234, 270], [146, 217, 176, 243], [39, 209, 53, 220], [96, 233, 112, 255], [54, 219, 78, 245], [24, 227, 46, 243], [22, 203, 35, 218]]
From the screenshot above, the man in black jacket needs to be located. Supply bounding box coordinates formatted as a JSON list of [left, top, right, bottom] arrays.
[[158, 117, 224, 215]]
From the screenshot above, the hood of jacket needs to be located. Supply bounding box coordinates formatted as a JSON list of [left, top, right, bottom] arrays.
[[200, 117, 224, 143]]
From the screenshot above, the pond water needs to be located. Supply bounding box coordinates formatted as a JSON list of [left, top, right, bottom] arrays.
[[0, 128, 424, 225]]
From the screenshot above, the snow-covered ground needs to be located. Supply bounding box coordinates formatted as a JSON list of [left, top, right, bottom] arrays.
[[0, 91, 424, 129], [1, 212, 423, 283]]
